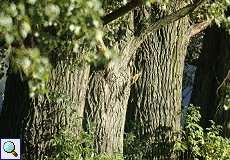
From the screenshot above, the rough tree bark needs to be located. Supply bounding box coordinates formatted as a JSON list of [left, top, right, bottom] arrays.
[[191, 26, 230, 137], [86, 67, 131, 154], [0, 0, 206, 158], [86, 0, 206, 155], [85, 13, 135, 153], [125, 4, 189, 159], [0, 55, 90, 159]]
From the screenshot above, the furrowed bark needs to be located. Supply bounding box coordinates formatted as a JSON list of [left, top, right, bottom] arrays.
[[0, 56, 90, 159], [86, 67, 131, 153], [85, 16, 135, 154], [125, 3, 190, 159], [86, 0, 205, 155], [0, 0, 207, 158], [118, 0, 207, 67], [24, 62, 89, 159]]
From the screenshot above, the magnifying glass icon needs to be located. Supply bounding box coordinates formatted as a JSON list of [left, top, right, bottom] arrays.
[[3, 141, 18, 157]]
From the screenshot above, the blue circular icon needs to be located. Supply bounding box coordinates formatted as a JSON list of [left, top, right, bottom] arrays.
[[3, 141, 15, 153]]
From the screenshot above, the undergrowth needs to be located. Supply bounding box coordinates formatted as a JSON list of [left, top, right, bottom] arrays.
[[174, 105, 230, 160], [46, 128, 123, 160], [47, 105, 230, 160]]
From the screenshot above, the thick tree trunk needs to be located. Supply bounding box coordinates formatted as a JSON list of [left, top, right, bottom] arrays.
[[0, 1, 205, 158], [84, 7, 137, 153], [0, 58, 90, 159], [86, 67, 131, 154], [125, 6, 189, 159], [191, 26, 230, 137]]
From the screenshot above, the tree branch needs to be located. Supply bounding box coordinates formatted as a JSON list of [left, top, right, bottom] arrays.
[[102, 0, 143, 25], [138, 0, 207, 41], [189, 21, 211, 37], [118, 0, 208, 69]]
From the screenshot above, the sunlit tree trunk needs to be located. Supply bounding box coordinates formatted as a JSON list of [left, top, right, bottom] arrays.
[[85, 15, 135, 154], [86, 66, 131, 154], [125, 4, 189, 159]]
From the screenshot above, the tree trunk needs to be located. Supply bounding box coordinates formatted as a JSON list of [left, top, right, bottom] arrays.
[[191, 26, 230, 137], [86, 67, 131, 154], [0, 57, 90, 159], [125, 5, 189, 159], [85, 20, 135, 154]]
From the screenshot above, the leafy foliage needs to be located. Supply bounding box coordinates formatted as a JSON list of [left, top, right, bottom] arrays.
[[10, 48, 50, 96], [47, 128, 123, 160], [124, 123, 177, 159], [0, 48, 8, 80], [174, 105, 230, 160], [193, 0, 230, 32], [0, 0, 104, 96]]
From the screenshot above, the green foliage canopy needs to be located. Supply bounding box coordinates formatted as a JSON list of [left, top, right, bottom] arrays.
[[0, 0, 104, 96]]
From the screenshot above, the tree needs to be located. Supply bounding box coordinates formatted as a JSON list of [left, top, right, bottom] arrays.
[[191, 25, 230, 137], [85, 0, 207, 155], [125, 3, 191, 159], [0, 0, 228, 159], [0, 1, 102, 159]]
